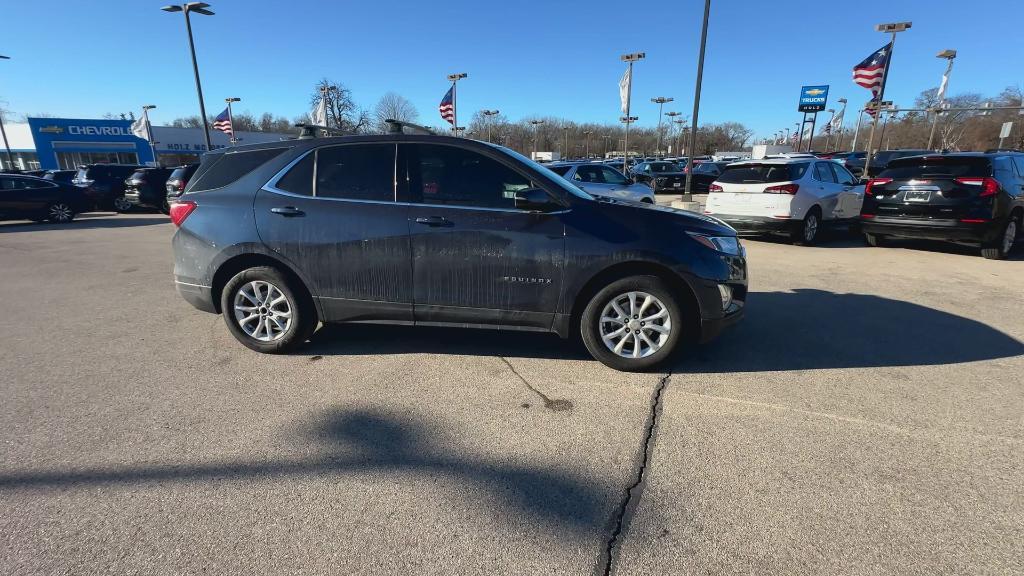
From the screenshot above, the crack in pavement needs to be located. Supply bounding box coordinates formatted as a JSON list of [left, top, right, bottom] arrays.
[[598, 372, 671, 576], [498, 357, 573, 411]]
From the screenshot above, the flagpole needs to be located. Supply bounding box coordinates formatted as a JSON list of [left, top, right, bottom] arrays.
[[225, 97, 240, 146], [446, 73, 468, 136], [620, 52, 644, 168], [861, 23, 910, 176], [926, 52, 956, 150], [142, 105, 158, 166]]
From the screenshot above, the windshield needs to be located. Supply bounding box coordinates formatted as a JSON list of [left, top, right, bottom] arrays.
[[648, 162, 681, 173], [491, 145, 595, 200], [717, 162, 809, 184]]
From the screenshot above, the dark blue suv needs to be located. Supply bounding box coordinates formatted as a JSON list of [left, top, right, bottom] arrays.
[[170, 133, 746, 371]]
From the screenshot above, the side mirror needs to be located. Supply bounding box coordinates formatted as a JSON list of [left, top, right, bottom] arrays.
[[514, 188, 558, 212]]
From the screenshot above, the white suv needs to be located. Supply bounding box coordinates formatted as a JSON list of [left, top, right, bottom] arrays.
[[704, 158, 864, 245]]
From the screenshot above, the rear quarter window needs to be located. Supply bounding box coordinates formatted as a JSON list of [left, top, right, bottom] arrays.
[[188, 148, 288, 192], [718, 163, 809, 184]]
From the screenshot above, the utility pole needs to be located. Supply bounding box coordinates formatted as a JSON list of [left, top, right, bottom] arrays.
[[446, 73, 468, 136], [683, 0, 711, 200], [862, 21, 911, 175], [651, 97, 674, 157], [927, 49, 956, 150]]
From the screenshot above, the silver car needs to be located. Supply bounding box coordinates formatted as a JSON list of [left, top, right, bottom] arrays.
[[546, 162, 656, 203]]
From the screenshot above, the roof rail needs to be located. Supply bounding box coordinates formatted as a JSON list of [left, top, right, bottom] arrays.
[[384, 119, 436, 135], [294, 123, 351, 139]]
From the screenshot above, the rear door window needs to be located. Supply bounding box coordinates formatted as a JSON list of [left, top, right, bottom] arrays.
[[315, 144, 395, 201], [189, 148, 288, 192], [574, 165, 605, 183], [813, 162, 837, 183], [831, 163, 858, 185], [879, 157, 992, 180], [718, 163, 809, 184], [599, 166, 629, 185]]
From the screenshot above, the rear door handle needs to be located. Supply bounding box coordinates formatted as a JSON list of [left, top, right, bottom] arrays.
[[270, 206, 304, 217], [414, 216, 453, 227]]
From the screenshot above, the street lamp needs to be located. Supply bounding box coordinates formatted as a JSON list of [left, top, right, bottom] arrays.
[[225, 97, 240, 145], [562, 125, 569, 159], [529, 119, 545, 158], [683, 0, 711, 199], [141, 104, 159, 165], [161, 2, 215, 152], [651, 97, 674, 157], [664, 111, 682, 154], [673, 118, 687, 156], [620, 52, 645, 163], [482, 109, 500, 142], [583, 130, 593, 158], [0, 54, 13, 170], [926, 49, 956, 150]]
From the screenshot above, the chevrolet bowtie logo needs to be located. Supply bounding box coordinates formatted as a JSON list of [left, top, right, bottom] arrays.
[[805, 89, 825, 96], [38, 125, 64, 134]]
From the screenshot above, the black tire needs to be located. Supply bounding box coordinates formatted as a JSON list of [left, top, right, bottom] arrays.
[[220, 266, 318, 353], [981, 215, 1019, 260], [580, 275, 687, 372], [864, 232, 887, 247], [46, 202, 76, 223], [159, 199, 171, 215], [791, 207, 822, 246], [640, 198, 654, 204]]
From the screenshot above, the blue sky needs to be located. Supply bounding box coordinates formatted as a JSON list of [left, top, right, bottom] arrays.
[[1, 0, 1021, 140]]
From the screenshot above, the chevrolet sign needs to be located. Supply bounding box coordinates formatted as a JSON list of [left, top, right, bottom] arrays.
[[798, 85, 830, 112]]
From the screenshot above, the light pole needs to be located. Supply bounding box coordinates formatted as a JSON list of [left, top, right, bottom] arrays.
[[602, 135, 612, 158], [862, 21, 911, 168], [878, 107, 897, 150], [784, 127, 791, 145], [482, 109, 500, 142], [664, 111, 681, 154], [446, 73, 468, 136], [684, 0, 711, 199], [651, 97, 674, 157], [583, 130, 593, 158], [0, 54, 13, 170], [562, 126, 569, 159], [926, 49, 956, 150], [529, 119, 545, 158], [620, 116, 638, 164], [161, 2, 215, 152], [141, 104, 159, 165], [673, 118, 686, 156], [620, 52, 645, 163], [225, 97, 240, 145]]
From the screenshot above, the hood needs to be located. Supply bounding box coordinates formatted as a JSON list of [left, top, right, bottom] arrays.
[[590, 196, 735, 236]]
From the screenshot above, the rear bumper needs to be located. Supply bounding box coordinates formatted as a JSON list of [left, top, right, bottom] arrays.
[[708, 214, 793, 234], [125, 189, 164, 208], [175, 280, 217, 314], [861, 216, 999, 243]]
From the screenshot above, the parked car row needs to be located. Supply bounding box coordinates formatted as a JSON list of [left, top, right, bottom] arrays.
[[703, 150, 1024, 259], [0, 162, 199, 223]]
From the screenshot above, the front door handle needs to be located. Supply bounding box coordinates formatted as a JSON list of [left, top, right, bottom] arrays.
[[414, 216, 453, 227], [271, 206, 304, 217]]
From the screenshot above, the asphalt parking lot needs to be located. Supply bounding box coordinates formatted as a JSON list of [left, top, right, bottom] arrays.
[[1, 213, 1021, 575]]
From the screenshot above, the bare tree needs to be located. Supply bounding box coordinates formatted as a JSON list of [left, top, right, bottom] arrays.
[[373, 92, 419, 132], [310, 78, 371, 134]]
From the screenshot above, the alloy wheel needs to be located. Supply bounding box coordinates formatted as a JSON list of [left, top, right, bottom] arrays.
[[804, 213, 819, 243], [1004, 220, 1018, 255], [48, 203, 73, 223], [233, 280, 293, 342], [598, 291, 672, 359], [113, 197, 132, 212]]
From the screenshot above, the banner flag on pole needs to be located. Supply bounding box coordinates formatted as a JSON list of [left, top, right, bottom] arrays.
[[618, 66, 632, 115]]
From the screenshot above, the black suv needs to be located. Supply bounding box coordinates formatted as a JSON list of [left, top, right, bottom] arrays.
[[72, 164, 143, 211], [169, 134, 747, 371], [861, 152, 1024, 259], [631, 161, 687, 192], [124, 167, 174, 213], [164, 164, 199, 205]]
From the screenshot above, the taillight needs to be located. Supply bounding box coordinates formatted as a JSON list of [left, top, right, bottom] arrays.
[[764, 183, 799, 195], [864, 178, 892, 196], [168, 200, 197, 226], [954, 177, 999, 197], [709, 183, 723, 193]]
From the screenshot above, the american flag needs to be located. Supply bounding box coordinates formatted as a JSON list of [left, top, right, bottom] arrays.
[[212, 107, 233, 136], [439, 86, 455, 125], [853, 43, 891, 99]]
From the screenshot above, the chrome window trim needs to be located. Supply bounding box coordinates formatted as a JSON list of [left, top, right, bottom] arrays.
[[263, 148, 315, 196]]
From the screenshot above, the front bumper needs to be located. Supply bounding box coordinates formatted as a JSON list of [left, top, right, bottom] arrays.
[[861, 216, 999, 243], [700, 302, 745, 343]]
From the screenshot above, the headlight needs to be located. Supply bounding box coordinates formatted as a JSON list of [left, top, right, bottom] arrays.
[[687, 232, 742, 255]]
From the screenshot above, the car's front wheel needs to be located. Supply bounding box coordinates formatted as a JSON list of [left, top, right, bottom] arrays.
[[220, 266, 317, 353], [580, 276, 685, 371]]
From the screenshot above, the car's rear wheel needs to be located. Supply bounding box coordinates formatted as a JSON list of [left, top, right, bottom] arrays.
[[46, 202, 75, 223], [864, 232, 887, 247], [982, 216, 1019, 260], [220, 266, 317, 353], [580, 276, 685, 371], [792, 208, 821, 246]]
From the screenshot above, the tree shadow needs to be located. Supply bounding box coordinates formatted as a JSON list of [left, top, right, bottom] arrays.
[[679, 288, 1024, 373], [0, 408, 625, 537], [0, 214, 168, 233]]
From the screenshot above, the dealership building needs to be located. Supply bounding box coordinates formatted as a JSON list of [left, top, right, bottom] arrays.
[[1, 117, 294, 171]]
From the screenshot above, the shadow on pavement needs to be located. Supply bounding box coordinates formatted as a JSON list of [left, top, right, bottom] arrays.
[[0, 213, 168, 232], [680, 288, 1024, 373], [0, 408, 620, 536]]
